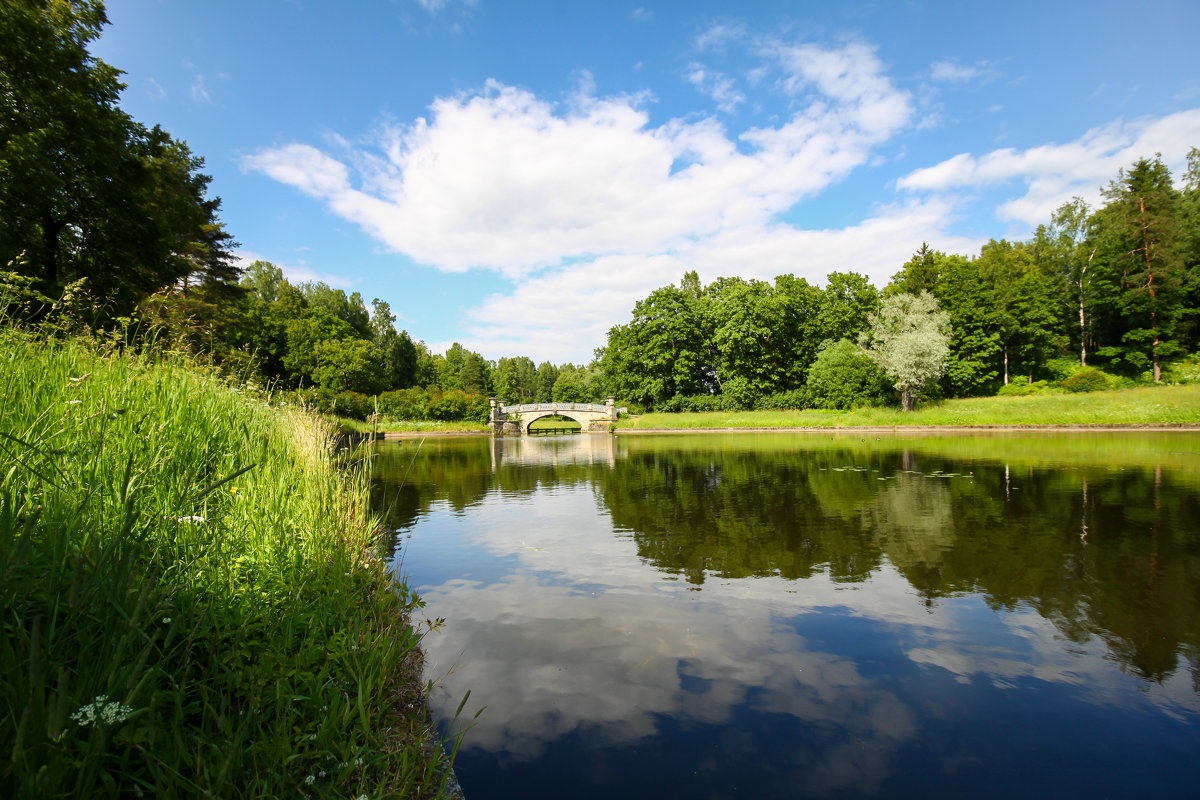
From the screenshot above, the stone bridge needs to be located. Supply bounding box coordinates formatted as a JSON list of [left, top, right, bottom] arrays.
[[490, 398, 624, 435]]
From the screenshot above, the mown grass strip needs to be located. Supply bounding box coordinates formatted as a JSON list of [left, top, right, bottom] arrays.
[[618, 384, 1200, 430]]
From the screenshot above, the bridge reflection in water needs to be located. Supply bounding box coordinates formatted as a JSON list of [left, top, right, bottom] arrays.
[[489, 431, 618, 470]]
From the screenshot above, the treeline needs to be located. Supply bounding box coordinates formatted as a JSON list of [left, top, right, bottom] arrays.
[[0, 1, 599, 424], [148, 259, 606, 422], [600, 151, 1200, 411]]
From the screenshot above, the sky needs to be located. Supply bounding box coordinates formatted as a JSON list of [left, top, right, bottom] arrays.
[[93, 0, 1200, 365]]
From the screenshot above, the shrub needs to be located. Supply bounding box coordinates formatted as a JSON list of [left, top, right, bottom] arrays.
[[997, 380, 1051, 397], [658, 393, 734, 413], [806, 339, 890, 409], [758, 388, 813, 410], [1161, 355, 1200, 385], [1060, 368, 1111, 393]]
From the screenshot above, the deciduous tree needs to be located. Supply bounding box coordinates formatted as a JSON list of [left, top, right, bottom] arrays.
[[860, 292, 951, 411]]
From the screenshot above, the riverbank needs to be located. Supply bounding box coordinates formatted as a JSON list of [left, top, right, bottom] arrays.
[[0, 327, 458, 798]]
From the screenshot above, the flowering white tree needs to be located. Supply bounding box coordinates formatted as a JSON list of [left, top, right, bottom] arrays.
[[859, 291, 951, 411]]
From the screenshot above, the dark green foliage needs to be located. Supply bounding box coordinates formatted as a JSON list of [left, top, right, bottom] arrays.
[[757, 388, 814, 411], [1060, 368, 1112, 393], [0, 0, 237, 318], [658, 393, 740, 413], [806, 339, 890, 409]]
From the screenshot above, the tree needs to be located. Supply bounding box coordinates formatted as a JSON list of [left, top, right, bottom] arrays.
[[283, 308, 357, 384], [709, 278, 785, 401], [303, 282, 371, 340], [0, 0, 236, 316], [459, 350, 492, 395], [860, 292, 951, 411], [598, 272, 714, 409], [1048, 198, 1098, 366], [534, 361, 559, 403], [370, 298, 418, 389], [816, 271, 881, 345], [312, 338, 387, 394], [1092, 156, 1186, 380]]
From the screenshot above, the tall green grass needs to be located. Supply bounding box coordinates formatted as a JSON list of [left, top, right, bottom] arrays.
[[1, 326, 457, 798], [620, 384, 1200, 430]]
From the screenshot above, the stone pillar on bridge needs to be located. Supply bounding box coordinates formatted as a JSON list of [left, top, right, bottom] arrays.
[[606, 396, 616, 420]]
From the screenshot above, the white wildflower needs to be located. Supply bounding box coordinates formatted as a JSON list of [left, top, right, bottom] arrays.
[[65, 400, 82, 405], [70, 695, 134, 727], [162, 617, 171, 624], [176, 515, 206, 524], [304, 775, 315, 785]]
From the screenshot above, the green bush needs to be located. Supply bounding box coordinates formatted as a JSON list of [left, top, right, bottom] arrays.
[[1044, 357, 1084, 382], [659, 393, 736, 413], [997, 380, 1052, 397], [806, 339, 890, 409], [758, 388, 813, 410], [1161, 355, 1200, 385], [1060, 368, 1111, 393]]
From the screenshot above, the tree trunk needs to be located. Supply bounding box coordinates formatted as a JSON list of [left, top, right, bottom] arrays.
[[1003, 346, 1009, 386], [1079, 247, 1095, 367], [901, 384, 916, 412]]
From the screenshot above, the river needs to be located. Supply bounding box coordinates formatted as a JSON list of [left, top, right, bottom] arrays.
[[370, 431, 1200, 799]]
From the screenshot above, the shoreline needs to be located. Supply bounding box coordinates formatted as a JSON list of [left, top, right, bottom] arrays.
[[371, 422, 1200, 438]]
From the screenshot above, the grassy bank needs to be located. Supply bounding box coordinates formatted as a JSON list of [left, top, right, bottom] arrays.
[[618, 384, 1200, 430], [1, 327, 456, 798]]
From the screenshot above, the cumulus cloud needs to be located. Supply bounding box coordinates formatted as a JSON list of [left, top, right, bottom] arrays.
[[898, 108, 1200, 225], [245, 43, 912, 270], [242, 40, 925, 359]]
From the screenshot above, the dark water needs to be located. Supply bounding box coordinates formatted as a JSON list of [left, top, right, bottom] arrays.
[[371, 432, 1200, 799]]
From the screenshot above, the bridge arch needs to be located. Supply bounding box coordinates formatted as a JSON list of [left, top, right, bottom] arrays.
[[519, 410, 587, 435]]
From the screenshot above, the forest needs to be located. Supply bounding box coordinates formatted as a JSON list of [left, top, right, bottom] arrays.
[[3, 0, 1199, 421]]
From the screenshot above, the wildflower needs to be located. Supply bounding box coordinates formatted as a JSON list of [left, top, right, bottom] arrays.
[[230, 486, 239, 493], [162, 617, 172, 624], [70, 695, 134, 727], [176, 515, 206, 524], [308, 733, 317, 741], [66, 400, 82, 405], [304, 775, 315, 785], [357, 795, 369, 800]]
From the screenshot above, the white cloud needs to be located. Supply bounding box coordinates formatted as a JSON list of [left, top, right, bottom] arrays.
[[242, 41, 925, 361], [233, 250, 355, 290], [687, 64, 746, 114], [898, 108, 1200, 225], [929, 59, 987, 83], [189, 74, 211, 104], [694, 22, 747, 52]]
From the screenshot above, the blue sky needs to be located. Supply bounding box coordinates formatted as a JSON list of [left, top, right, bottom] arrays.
[[94, 0, 1200, 364]]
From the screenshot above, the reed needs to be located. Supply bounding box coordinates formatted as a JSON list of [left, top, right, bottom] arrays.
[[0, 324, 457, 798]]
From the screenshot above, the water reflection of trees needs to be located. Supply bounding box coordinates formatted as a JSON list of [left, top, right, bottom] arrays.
[[371, 436, 1200, 686]]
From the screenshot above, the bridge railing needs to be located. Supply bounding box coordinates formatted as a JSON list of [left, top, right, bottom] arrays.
[[499, 402, 610, 414]]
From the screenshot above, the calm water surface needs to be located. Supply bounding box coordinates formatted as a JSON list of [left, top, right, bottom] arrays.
[[371, 432, 1200, 799]]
